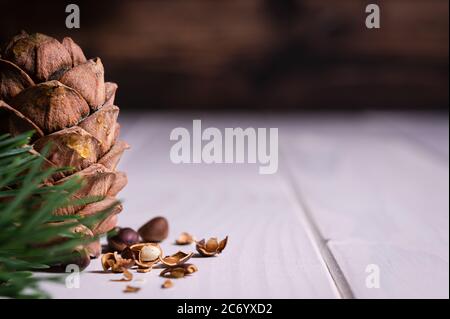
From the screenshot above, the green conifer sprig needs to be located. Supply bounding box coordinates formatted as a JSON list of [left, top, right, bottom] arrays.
[[0, 132, 111, 298]]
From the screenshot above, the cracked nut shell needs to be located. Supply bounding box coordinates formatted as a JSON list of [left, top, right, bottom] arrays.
[[175, 232, 194, 245], [160, 264, 198, 278], [159, 251, 194, 267], [101, 251, 134, 273], [196, 236, 228, 257], [130, 243, 163, 269]]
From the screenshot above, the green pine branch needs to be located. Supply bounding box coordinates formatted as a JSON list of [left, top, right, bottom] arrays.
[[0, 132, 110, 299]]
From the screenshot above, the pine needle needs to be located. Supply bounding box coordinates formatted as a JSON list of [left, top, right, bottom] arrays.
[[0, 132, 112, 298]]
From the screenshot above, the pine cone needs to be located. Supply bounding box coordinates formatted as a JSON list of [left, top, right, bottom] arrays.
[[0, 32, 129, 257]]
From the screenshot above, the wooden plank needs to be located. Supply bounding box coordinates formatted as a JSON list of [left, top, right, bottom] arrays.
[[40, 114, 338, 298], [375, 113, 449, 159], [280, 114, 449, 298]]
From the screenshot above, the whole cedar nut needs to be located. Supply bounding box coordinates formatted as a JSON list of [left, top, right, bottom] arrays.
[[108, 227, 140, 252], [138, 217, 169, 242]]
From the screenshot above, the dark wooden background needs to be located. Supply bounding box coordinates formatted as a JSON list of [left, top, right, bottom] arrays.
[[0, 0, 448, 111]]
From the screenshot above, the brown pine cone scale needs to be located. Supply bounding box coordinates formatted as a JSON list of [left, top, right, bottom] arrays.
[[0, 32, 129, 258]]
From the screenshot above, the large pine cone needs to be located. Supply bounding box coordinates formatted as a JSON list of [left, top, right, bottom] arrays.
[[0, 32, 129, 257]]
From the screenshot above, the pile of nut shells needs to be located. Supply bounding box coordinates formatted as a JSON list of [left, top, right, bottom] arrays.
[[101, 216, 228, 291]]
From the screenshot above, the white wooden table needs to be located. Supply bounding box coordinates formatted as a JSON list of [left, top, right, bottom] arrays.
[[41, 112, 449, 299]]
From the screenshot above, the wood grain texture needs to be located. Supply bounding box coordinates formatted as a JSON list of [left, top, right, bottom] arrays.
[[280, 113, 449, 298], [40, 113, 449, 299], [40, 114, 338, 299]]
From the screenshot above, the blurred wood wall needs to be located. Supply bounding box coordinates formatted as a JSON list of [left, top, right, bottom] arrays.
[[0, 0, 448, 111]]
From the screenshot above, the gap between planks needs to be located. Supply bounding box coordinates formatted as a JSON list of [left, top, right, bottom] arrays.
[[279, 147, 355, 299], [122, 113, 356, 298]]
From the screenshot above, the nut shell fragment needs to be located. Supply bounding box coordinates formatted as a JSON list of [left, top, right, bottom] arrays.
[[123, 269, 133, 281], [160, 267, 186, 279], [162, 279, 173, 289], [123, 285, 140, 293], [159, 251, 194, 267], [159, 263, 198, 278], [218, 236, 228, 253], [140, 245, 162, 263], [101, 251, 134, 273], [175, 232, 194, 245], [184, 264, 199, 274], [130, 243, 163, 269], [196, 236, 228, 257], [101, 252, 114, 271]]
